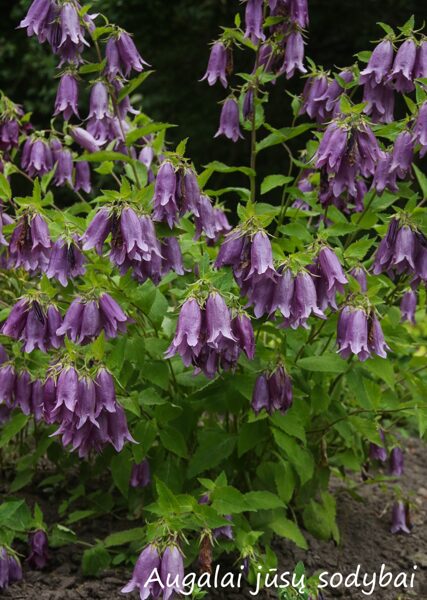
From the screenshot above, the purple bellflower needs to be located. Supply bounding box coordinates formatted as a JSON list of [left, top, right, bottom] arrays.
[[244, 0, 266, 45], [389, 447, 404, 477], [54, 73, 79, 120], [215, 98, 244, 143], [400, 290, 417, 324], [27, 530, 49, 570], [130, 459, 151, 489], [390, 501, 411, 534], [46, 236, 86, 287], [201, 42, 228, 87], [388, 39, 417, 93], [161, 546, 185, 600], [252, 366, 293, 415], [121, 544, 161, 599]]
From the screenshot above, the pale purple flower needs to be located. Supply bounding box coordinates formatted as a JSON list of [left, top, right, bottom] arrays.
[[390, 130, 414, 179], [51, 141, 73, 187], [3, 298, 63, 353], [289, 0, 309, 28], [201, 42, 228, 87], [388, 39, 417, 93], [282, 271, 325, 329], [312, 246, 348, 310], [368, 313, 390, 359], [21, 138, 53, 177], [106, 32, 149, 79], [58, 2, 89, 50], [161, 546, 184, 600], [165, 298, 202, 367], [337, 307, 370, 361], [88, 81, 110, 120], [372, 150, 398, 194], [244, 0, 266, 45], [27, 530, 49, 570], [54, 73, 79, 120], [70, 127, 101, 153], [390, 501, 411, 534], [242, 87, 254, 121], [252, 366, 293, 415], [194, 196, 231, 244], [206, 292, 237, 348], [414, 40, 427, 79], [363, 81, 395, 124], [160, 237, 185, 278], [19, 0, 53, 42], [400, 290, 416, 324], [232, 314, 255, 360], [122, 545, 161, 599], [0, 364, 16, 406], [215, 98, 244, 143], [130, 459, 151, 488]]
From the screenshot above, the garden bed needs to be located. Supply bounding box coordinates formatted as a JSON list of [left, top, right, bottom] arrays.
[[4, 438, 426, 600]]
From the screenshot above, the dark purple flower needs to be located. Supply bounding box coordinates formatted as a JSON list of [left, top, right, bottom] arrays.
[[400, 290, 416, 324], [244, 0, 266, 45], [107, 32, 149, 79], [27, 530, 48, 570], [373, 218, 421, 277], [242, 88, 254, 121], [165, 298, 202, 367], [0, 119, 21, 154], [312, 246, 348, 311], [372, 150, 398, 195], [337, 307, 370, 361], [130, 459, 151, 488], [21, 138, 53, 178], [360, 39, 394, 85], [413, 102, 427, 157], [368, 313, 390, 359], [54, 73, 79, 120], [369, 430, 387, 463], [282, 271, 325, 329], [122, 545, 161, 598], [388, 39, 417, 93], [300, 74, 329, 121], [389, 447, 404, 477], [194, 196, 231, 244], [315, 122, 348, 172], [390, 501, 411, 534], [282, 31, 307, 79], [350, 266, 368, 292], [152, 162, 178, 228], [19, 0, 53, 42], [390, 130, 414, 179], [160, 237, 185, 278], [201, 42, 228, 87], [51, 140, 73, 187], [161, 546, 184, 600], [46, 236, 86, 287], [215, 98, 243, 143], [232, 314, 255, 360], [73, 160, 91, 193], [414, 40, 427, 79], [252, 366, 293, 415], [2, 298, 62, 353], [70, 126, 101, 153], [0, 548, 22, 590], [0, 364, 16, 406], [214, 514, 234, 540], [363, 81, 395, 124]]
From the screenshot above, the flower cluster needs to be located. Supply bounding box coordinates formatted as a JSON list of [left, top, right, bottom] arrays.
[[48, 366, 134, 457], [337, 306, 389, 361], [301, 71, 353, 122], [122, 544, 184, 600], [252, 366, 293, 415], [165, 294, 255, 378], [153, 162, 201, 228]]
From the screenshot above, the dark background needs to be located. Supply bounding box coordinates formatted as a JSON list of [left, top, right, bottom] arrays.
[[1, 0, 426, 171]]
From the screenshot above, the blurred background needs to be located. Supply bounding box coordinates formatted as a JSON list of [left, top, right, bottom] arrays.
[[0, 0, 426, 172]]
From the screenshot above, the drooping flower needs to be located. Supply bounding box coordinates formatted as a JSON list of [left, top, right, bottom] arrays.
[[2, 298, 63, 353], [282, 31, 307, 79], [0, 548, 22, 590], [373, 217, 423, 278], [27, 530, 49, 570], [414, 39, 427, 79], [242, 87, 254, 121], [390, 130, 414, 179], [360, 39, 394, 86], [161, 546, 185, 600], [413, 102, 427, 157], [206, 292, 237, 349], [363, 81, 395, 124], [165, 298, 202, 368], [70, 126, 101, 153], [121, 545, 161, 599], [88, 81, 110, 121], [73, 160, 91, 193], [280, 270, 325, 329], [106, 32, 149, 79], [18, 0, 53, 43], [46, 236, 86, 287], [400, 290, 417, 324], [372, 150, 398, 194], [389, 447, 404, 477], [252, 366, 293, 415], [160, 237, 185, 278], [388, 39, 417, 93], [369, 430, 387, 463], [51, 365, 134, 456], [390, 501, 411, 534], [350, 266, 368, 292], [21, 138, 53, 177], [215, 98, 244, 143], [201, 42, 228, 87], [310, 246, 348, 311], [130, 459, 151, 489], [194, 196, 231, 244], [54, 73, 79, 120], [51, 139, 74, 187], [244, 0, 266, 45], [56, 293, 130, 344], [152, 162, 178, 228], [0, 364, 16, 406], [337, 307, 370, 361]]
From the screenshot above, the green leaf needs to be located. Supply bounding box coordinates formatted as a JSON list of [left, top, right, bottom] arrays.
[[256, 123, 313, 152], [117, 71, 154, 102], [272, 430, 314, 485], [110, 450, 132, 498], [77, 151, 133, 164], [125, 123, 176, 146], [244, 491, 284, 510], [104, 528, 145, 548], [0, 173, 11, 200], [0, 413, 28, 449], [363, 355, 395, 389], [202, 161, 255, 177], [345, 238, 375, 261], [260, 175, 293, 195], [49, 524, 77, 548], [269, 517, 308, 550], [302, 492, 339, 543], [159, 427, 188, 458], [297, 354, 348, 374], [413, 164, 427, 200], [82, 545, 111, 577], [188, 431, 236, 478]]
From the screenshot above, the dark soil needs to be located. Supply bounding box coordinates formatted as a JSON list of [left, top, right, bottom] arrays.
[[5, 439, 426, 600]]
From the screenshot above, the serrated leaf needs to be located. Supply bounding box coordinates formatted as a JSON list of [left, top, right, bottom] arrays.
[[117, 71, 154, 102], [188, 431, 236, 478], [270, 517, 308, 549], [159, 427, 188, 458], [297, 354, 348, 374], [104, 528, 145, 548], [82, 545, 111, 577], [260, 175, 293, 195], [0, 413, 28, 449]]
